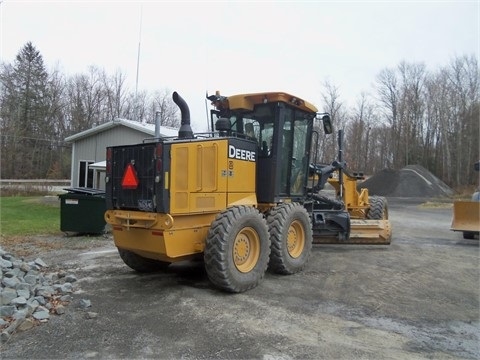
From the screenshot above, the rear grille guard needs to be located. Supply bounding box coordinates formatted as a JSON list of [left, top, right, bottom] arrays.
[[111, 144, 157, 211]]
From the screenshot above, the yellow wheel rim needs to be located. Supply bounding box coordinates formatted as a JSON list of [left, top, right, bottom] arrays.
[[233, 227, 260, 273], [287, 220, 305, 258]]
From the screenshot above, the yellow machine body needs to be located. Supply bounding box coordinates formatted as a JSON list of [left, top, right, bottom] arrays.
[[328, 173, 370, 219], [105, 138, 258, 262]]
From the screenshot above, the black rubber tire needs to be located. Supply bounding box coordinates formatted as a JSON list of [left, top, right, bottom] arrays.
[[463, 231, 476, 240], [118, 248, 170, 273], [367, 196, 389, 220], [267, 203, 313, 275], [204, 206, 270, 293]]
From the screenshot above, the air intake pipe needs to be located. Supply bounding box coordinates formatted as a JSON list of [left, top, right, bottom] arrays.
[[173, 91, 194, 139]]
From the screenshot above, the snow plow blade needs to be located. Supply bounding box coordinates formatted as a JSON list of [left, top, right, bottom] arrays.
[[451, 201, 480, 233], [313, 219, 392, 245]]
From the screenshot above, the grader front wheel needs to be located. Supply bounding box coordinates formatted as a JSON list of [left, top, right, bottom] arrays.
[[367, 196, 389, 220], [204, 206, 270, 293]]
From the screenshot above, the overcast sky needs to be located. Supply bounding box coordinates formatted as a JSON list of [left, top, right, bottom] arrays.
[[1, 0, 478, 131]]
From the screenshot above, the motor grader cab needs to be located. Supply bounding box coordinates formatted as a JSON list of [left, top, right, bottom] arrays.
[[104, 91, 391, 293]]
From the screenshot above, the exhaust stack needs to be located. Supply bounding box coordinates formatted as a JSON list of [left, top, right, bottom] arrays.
[[173, 91, 194, 139]]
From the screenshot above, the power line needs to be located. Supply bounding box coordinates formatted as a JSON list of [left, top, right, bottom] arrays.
[[0, 134, 71, 146]]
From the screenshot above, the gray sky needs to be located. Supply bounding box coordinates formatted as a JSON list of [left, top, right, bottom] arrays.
[[1, 0, 478, 131]]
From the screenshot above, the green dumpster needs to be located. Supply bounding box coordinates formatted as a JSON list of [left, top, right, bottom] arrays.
[[59, 188, 106, 234]]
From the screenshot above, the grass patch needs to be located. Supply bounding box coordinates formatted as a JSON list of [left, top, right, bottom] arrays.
[[0, 196, 61, 236]]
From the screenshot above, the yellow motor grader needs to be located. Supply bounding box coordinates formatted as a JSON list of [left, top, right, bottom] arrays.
[[104, 91, 392, 293]]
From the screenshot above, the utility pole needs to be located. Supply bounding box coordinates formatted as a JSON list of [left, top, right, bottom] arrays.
[[135, 4, 142, 98], [135, 4, 143, 121]]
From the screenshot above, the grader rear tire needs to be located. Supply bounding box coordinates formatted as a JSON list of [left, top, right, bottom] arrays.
[[204, 206, 270, 293], [117, 248, 170, 273], [367, 196, 389, 220], [267, 203, 313, 275]]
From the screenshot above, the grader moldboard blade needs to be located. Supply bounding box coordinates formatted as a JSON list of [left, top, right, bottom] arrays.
[[313, 219, 392, 245], [451, 201, 480, 233]]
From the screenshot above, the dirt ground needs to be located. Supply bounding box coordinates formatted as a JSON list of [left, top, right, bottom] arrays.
[[1, 197, 479, 360]]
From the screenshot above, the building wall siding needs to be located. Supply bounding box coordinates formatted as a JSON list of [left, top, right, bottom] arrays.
[[71, 126, 152, 189]]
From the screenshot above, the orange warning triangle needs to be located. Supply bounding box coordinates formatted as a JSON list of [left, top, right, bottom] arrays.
[[121, 163, 139, 189]]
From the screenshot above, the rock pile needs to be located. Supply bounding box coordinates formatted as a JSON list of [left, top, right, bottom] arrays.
[[0, 246, 82, 342], [360, 164, 453, 198]]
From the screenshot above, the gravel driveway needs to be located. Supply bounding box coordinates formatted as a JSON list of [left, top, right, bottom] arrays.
[[1, 197, 479, 359]]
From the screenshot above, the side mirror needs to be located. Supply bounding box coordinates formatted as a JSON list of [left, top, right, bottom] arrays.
[[322, 114, 333, 134], [215, 117, 231, 137]]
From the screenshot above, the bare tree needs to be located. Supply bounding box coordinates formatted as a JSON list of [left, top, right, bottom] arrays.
[[317, 80, 346, 164], [42, 66, 70, 178], [397, 61, 427, 166], [344, 92, 380, 173], [375, 68, 399, 168], [443, 55, 479, 186], [424, 69, 450, 182], [147, 89, 179, 127], [100, 70, 127, 121], [64, 66, 107, 134], [122, 90, 148, 122]]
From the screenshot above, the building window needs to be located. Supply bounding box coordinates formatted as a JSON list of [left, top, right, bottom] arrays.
[[79, 161, 94, 188]]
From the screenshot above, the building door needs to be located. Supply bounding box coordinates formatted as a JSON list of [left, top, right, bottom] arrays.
[[79, 160, 94, 188]]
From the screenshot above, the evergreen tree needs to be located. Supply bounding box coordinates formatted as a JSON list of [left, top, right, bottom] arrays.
[[1, 42, 51, 178]]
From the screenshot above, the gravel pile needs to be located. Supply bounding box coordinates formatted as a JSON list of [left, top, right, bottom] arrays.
[[0, 246, 91, 342], [360, 164, 453, 198]]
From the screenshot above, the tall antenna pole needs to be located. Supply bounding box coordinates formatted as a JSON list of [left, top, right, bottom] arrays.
[[135, 4, 143, 98]]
